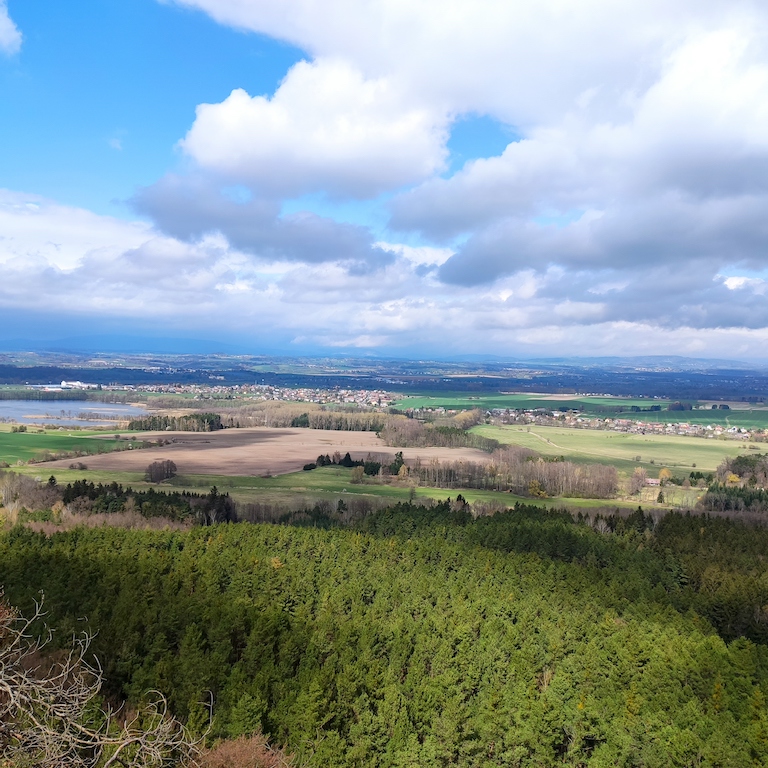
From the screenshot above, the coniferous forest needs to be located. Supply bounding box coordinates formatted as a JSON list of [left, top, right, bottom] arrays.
[[3, 503, 768, 766]]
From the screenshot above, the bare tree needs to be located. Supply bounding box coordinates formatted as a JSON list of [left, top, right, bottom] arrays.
[[629, 467, 647, 495], [144, 460, 178, 483], [0, 592, 200, 768]]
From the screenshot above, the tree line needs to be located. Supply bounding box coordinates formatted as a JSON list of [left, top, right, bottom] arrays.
[[0, 389, 89, 401], [379, 419, 500, 451], [127, 413, 224, 432], [406, 446, 618, 498], [304, 451, 382, 475], [0, 474, 235, 526], [290, 411, 386, 431]]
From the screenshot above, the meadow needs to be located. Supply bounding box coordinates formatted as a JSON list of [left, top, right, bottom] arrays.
[[472, 423, 752, 476], [166, 466, 662, 511], [15, 462, 690, 516], [395, 392, 673, 411], [0, 425, 124, 465], [622, 408, 768, 428]]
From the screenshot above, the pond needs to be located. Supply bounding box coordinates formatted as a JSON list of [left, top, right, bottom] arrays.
[[0, 400, 148, 427]]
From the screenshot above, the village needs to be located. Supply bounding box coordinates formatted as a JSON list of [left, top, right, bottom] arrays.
[[487, 408, 765, 441], [134, 382, 398, 409]]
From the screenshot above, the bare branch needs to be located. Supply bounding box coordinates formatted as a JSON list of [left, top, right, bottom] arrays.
[[0, 590, 200, 767]]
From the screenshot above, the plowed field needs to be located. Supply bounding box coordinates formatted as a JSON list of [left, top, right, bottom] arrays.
[[42, 428, 492, 477]]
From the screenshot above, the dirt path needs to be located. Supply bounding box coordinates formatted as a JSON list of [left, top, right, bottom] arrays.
[[527, 429, 614, 463]]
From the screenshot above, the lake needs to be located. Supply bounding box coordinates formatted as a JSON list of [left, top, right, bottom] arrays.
[[0, 400, 148, 427]]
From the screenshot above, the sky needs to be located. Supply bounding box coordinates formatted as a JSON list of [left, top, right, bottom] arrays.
[[2, 0, 768, 360]]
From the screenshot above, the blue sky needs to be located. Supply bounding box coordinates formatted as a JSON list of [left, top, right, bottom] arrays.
[[2, 0, 768, 359], [0, 1, 303, 216]]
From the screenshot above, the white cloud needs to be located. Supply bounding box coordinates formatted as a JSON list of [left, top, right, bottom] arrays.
[[0, 0, 22, 56], [0, 189, 151, 271], [374, 242, 453, 267], [169, 0, 756, 122], [397, 25, 768, 228], [5, 187, 768, 357], [553, 300, 605, 321], [180, 58, 448, 198], [0, 1, 21, 56], [11, 2, 768, 357], [381, 20, 768, 305], [721, 275, 768, 293]]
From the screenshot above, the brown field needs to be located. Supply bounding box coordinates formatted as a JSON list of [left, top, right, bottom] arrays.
[[42, 428, 493, 477]]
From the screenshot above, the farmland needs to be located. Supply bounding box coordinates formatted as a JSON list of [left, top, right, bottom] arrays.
[[11, 424, 701, 513], [396, 392, 768, 428], [395, 392, 674, 411], [17, 463, 666, 514], [0, 417, 747, 513], [0, 425, 124, 465], [38, 427, 492, 477], [166, 466, 681, 511], [0, 392, 758, 513], [472, 423, 752, 475]]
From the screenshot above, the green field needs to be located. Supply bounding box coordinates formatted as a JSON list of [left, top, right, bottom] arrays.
[[0, 428, 124, 465], [166, 467, 502, 507], [473, 423, 752, 476], [395, 392, 768, 428], [159, 467, 671, 511], [616, 408, 768, 429], [11, 462, 676, 514], [395, 392, 673, 410]]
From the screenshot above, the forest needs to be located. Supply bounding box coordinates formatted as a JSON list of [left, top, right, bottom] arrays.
[[699, 453, 768, 513], [3, 496, 768, 766]]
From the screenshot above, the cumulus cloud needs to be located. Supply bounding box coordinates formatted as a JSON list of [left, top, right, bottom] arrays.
[[11, 1, 768, 358], [0, 191, 286, 326], [5, 188, 768, 357], [374, 242, 453, 268], [378, 20, 768, 307], [78, 2, 762, 356], [0, 1, 21, 56], [436, 192, 768, 285], [133, 174, 393, 270], [180, 58, 447, 198], [169, 0, 745, 121]]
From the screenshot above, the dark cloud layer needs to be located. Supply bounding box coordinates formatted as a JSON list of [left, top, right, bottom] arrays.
[[133, 175, 393, 269], [438, 193, 768, 287]]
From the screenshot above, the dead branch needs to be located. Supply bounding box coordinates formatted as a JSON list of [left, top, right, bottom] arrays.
[[0, 590, 201, 767]]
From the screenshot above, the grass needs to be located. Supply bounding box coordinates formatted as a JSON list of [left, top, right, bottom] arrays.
[[160, 467, 668, 512], [617, 409, 768, 429], [472, 424, 752, 476], [18, 467, 146, 487], [2, 423, 719, 513], [15, 460, 694, 515], [395, 392, 768, 429], [0, 427, 125, 466], [395, 393, 675, 411]]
